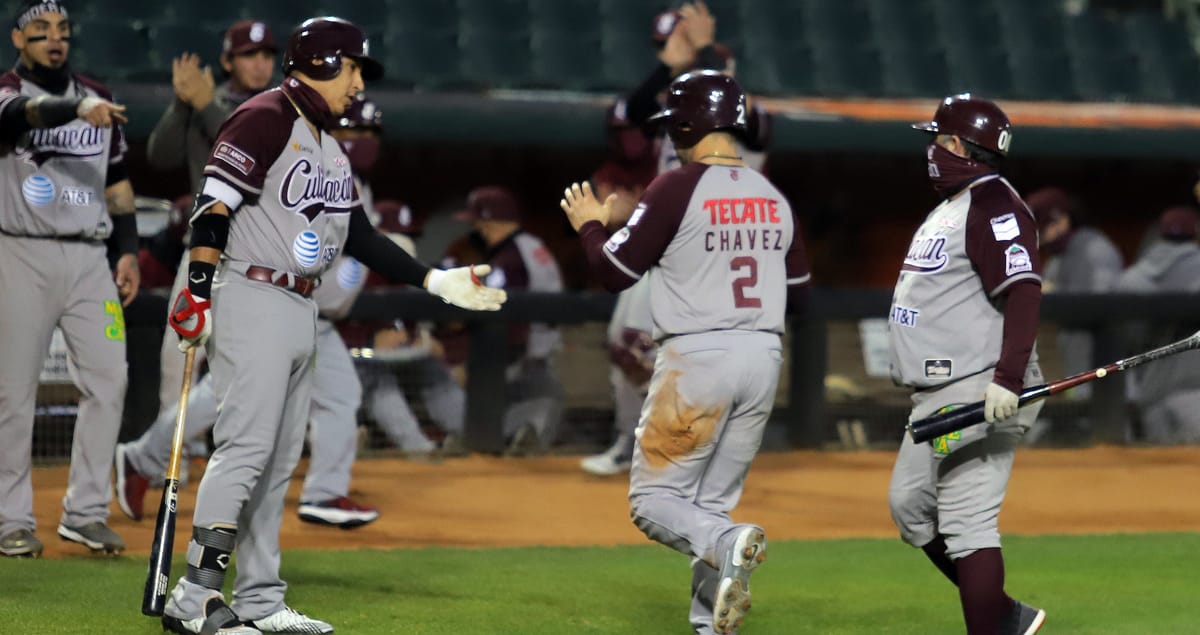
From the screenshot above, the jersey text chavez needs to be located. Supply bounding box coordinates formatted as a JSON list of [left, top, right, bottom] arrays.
[[702, 197, 786, 253]]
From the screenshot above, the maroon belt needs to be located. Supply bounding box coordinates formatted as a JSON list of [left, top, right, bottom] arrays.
[[245, 265, 317, 298]]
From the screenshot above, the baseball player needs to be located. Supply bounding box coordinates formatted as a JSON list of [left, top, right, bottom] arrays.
[[117, 95, 396, 530], [426, 186, 566, 454], [1115, 206, 1200, 444], [887, 94, 1047, 635], [0, 0, 138, 558], [145, 19, 278, 477], [159, 18, 504, 634], [562, 71, 811, 635]]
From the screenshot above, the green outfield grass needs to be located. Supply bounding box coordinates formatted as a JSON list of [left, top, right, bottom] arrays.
[[1, 533, 1196, 634]]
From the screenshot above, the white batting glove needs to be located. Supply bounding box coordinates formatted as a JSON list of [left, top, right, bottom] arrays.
[[168, 289, 212, 352], [425, 265, 507, 311], [983, 382, 1020, 423]]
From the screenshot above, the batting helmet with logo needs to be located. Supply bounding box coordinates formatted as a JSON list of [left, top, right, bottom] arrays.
[[282, 17, 383, 82], [912, 93, 1012, 156], [647, 70, 747, 149]]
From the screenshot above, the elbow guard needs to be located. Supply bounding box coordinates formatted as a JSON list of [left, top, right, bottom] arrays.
[[189, 205, 230, 252]]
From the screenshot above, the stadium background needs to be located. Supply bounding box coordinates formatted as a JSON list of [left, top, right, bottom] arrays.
[[8, 1, 1200, 634]]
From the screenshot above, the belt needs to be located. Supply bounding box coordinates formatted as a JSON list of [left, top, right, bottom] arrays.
[[245, 265, 317, 298], [0, 226, 104, 243]]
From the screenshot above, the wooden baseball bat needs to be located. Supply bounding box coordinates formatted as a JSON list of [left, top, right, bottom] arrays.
[[142, 346, 196, 617], [907, 330, 1200, 444]]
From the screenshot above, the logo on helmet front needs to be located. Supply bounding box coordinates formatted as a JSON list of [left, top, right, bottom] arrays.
[[997, 129, 1012, 153]]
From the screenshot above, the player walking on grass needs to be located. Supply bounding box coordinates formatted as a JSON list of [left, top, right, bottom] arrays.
[[887, 94, 1047, 635], [159, 17, 504, 635], [562, 70, 810, 635]]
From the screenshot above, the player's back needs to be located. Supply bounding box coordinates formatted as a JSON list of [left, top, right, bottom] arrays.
[[650, 162, 793, 339]]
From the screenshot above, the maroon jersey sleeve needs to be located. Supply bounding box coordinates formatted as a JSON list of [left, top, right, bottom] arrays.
[[579, 162, 707, 292], [0, 71, 21, 112], [202, 92, 293, 201], [76, 75, 128, 185], [964, 180, 1042, 297], [966, 180, 1043, 392]]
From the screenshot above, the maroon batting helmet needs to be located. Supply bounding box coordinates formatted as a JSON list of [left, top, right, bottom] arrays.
[[912, 93, 1012, 156], [282, 17, 383, 82], [335, 94, 382, 130], [648, 70, 747, 149]]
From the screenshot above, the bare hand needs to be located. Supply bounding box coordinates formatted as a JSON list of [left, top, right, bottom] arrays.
[[77, 98, 127, 127], [560, 181, 615, 231], [190, 65, 215, 111], [657, 24, 696, 75], [172, 53, 207, 107], [114, 253, 140, 307], [679, 1, 716, 49]]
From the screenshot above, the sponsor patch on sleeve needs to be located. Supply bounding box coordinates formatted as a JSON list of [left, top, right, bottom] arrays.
[[1005, 243, 1032, 276], [214, 142, 255, 176], [990, 213, 1020, 241], [627, 203, 647, 226]]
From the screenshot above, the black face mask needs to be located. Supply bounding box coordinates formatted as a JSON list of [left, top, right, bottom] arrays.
[[15, 60, 71, 95], [925, 143, 994, 197]]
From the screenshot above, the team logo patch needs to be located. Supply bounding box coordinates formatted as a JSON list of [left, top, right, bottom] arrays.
[[990, 213, 1020, 241], [336, 258, 363, 289], [605, 227, 631, 252], [60, 186, 95, 207], [293, 230, 321, 267], [924, 359, 952, 379], [1005, 244, 1032, 276], [21, 174, 55, 206], [628, 203, 647, 226], [214, 142, 255, 176]]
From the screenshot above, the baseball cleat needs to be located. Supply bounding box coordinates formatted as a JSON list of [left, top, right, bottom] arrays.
[[115, 442, 150, 521], [713, 525, 767, 635], [298, 497, 380, 529], [162, 593, 261, 634], [1005, 600, 1047, 635], [249, 605, 333, 634], [579, 452, 631, 476], [0, 528, 43, 558], [57, 521, 125, 554]]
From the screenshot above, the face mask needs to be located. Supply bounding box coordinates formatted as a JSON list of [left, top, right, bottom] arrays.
[[340, 136, 380, 175], [926, 143, 993, 197]]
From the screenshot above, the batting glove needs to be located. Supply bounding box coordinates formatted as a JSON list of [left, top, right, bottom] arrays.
[[168, 289, 212, 352], [426, 265, 507, 311], [983, 382, 1019, 423]]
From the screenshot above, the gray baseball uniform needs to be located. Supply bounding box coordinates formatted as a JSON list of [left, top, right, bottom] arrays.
[[165, 79, 359, 622], [578, 161, 810, 633], [0, 69, 129, 538], [1114, 240, 1200, 443], [887, 175, 1045, 559], [127, 255, 368, 504]]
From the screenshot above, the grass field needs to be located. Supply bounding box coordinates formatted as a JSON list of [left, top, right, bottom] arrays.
[[2, 533, 1196, 634]]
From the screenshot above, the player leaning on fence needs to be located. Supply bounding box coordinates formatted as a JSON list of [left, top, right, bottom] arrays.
[[887, 94, 1047, 635], [0, 0, 138, 558]]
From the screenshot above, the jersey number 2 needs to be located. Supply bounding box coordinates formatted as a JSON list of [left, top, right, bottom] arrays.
[[730, 256, 762, 308]]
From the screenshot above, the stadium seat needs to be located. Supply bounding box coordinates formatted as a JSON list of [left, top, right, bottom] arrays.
[[866, 0, 940, 54], [809, 42, 883, 97], [529, 0, 604, 91], [246, 0, 322, 30], [879, 47, 953, 99], [149, 22, 226, 70], [71, 19, 153, 82], [459, 0, 534, 88], [1009, 51, 1077, 101], [739, 40, 815, 96], [167, 1, 249, 25], [802, 0, 870, 45], [382, 23, 463, 90], [598, 0, 662, 92], [1125, 11, 1200, 103], [315, 0, 388, 30], [943, 46, 1015, 101]]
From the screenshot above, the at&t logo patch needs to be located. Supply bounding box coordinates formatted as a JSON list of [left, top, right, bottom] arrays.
[[293, 230, 321, 267], [22, 174, 55, 206]]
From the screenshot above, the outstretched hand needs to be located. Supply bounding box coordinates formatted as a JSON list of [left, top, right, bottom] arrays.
[[560, 181, 616, 232]]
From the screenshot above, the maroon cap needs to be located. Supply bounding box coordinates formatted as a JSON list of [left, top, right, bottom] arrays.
[[224, 20, 277, 57], [652, 10, 681, 45], [913, 93, 1013, 156], [1160, 206, 1198, 240], [374, 199, 421, 236], [453, 186, 521, 223], [1025, 187, 1073, 227]]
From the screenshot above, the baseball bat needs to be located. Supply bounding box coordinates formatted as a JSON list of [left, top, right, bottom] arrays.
[[142, 346, 196, 616], [907, 330, 1200, 444]]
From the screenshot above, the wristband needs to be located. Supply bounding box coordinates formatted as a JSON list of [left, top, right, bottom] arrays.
[[187, 260, 216, 298]]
